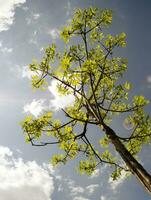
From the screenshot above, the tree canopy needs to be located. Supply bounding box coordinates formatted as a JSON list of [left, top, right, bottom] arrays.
[[21, 7, 151, 194]]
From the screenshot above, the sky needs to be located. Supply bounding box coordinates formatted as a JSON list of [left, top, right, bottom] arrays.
[[0, 0, 151, 200]]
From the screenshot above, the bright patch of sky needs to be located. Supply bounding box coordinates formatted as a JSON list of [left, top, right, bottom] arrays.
[[47, 28, 60, 40], [48, 79, 75, 111], [21, 65, 38, 79], [146, 75, 151, 84], [108, 170, 128, 192], [24, 99, 46, 117], [89, 169, 100, 178], [22, 78, 75, 116], [100, 196, 107, 200], [73, 197, 89, 200]]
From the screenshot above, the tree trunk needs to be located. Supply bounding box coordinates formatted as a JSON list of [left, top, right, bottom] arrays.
[[103, 124, 151, 194]]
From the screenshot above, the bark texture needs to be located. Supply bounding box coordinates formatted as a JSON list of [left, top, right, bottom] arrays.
[[104, 124, 151, 194]]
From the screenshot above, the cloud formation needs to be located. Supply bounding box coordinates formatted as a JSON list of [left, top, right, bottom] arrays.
[[0, 41, 13, 53], [23, 79, 75, 117], [58, 176, 99, 199], [24, 99, 46, 117], [33, 13, 41, 20], [48, 79, 75, 110], [65, 1, 72, 17], [146, 75, 151, 84], [21, 65, 41, 79], [0, 0, 26, 32], [100, 196, 107, 200], [90, 169, 100, 178], [86, 184, 99, 195], [108, 170, 127, 191], [73, 197, 89, 200], [0, 146, 54, 200], [26, 12, 41, 25], [47, 28, 60, 40]]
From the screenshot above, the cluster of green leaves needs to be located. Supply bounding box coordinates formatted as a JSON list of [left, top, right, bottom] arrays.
[[21, 7, 151, 180], [21, 112, 52, 142], [29, 44, 57, 89], [61, 8, 112, 43]]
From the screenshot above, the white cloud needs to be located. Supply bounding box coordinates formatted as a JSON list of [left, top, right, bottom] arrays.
[[22, 74, 76, 114], [108, 170, 127, 191], [22, 6, 29, 11], [48, 79, 75, 111], [0, 146, 54, 200], [58, 184, 63, 192], [21, 65, 35, 79], [28, 30, 39, 45], [62, 177, 99, 198], [90, 169, 100, 178], [29, 37, 38, 45], [21, 65, 41, 79], [24, 99, 46, 117], [73, 196, 89, 200], [34, 30, 38, 35], [26, 17, 32, 25], [65, 1, 72, 17], [59, 177, 85, 197], [146, 75, 151, 84], [0, 0, 26, 32], [1, 47, 13, 53], [90, 165, 107, 179], [0, 40, 13, 53], [48, 28, 60, 40], [26, 13, 41, 25], [33, 13, 41, 20], [22, 75, 75, 116], [86, 184, 99, 195], [55, 175, 62, 180], [100, 195, 107, 200], [70, 186, 85, 196], [40, 47, 44, 52], [10, 65, 35, 80]]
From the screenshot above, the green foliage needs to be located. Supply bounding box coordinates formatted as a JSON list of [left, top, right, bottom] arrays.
[[99, 136, 110, 148], [111, 168, 123, 181], [22, 112, 52, 140], [79, 159, 97, 175], [21, 6, 151, 183]]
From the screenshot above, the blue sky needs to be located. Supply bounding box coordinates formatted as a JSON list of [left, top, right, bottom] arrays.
[[0, 0, 151, 200]]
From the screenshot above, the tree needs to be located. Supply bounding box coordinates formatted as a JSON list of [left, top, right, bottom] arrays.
[[21, 7, 151, 194]]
